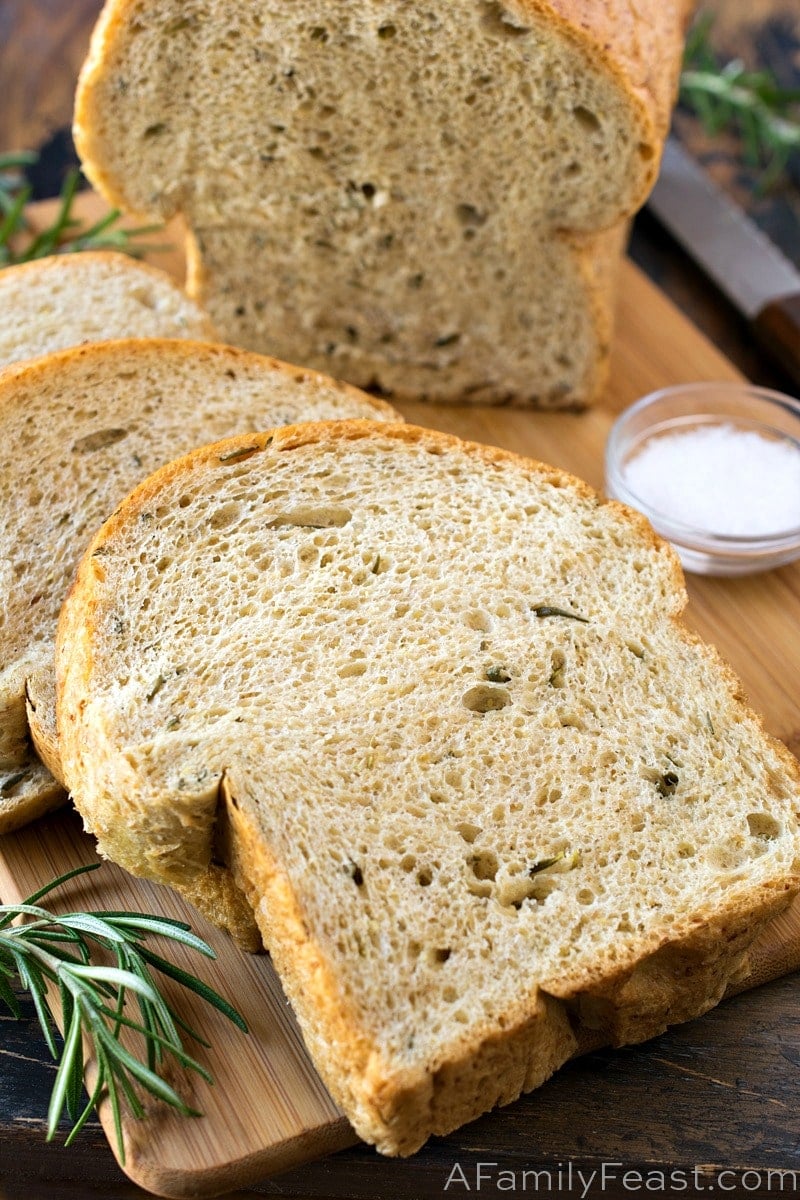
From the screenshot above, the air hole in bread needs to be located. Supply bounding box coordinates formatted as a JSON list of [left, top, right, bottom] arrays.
[[470, 849, 498, 882], [535, 785, 563, 807], [462, 684, 511, 713], [337, 661, 367, 679], [572, 105, 601, 134], [416, 868, 433, 887], [129, 285, 158, 310], [465, 609, 491, 632], [267, 505, 351, 529], [548, 650, 566, 688], [747, 813, 782, 841], [457, 822, 482, 844], [209, 501, 241, 530], [480, 1, 529, 38], [455, 203, 487, 227]]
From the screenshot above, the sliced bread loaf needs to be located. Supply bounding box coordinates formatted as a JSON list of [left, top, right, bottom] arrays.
[[74, 0, 690, 405], [0, 252, 213, 367], [56, 421, 800, 1154], [0, 341, 397, 856]]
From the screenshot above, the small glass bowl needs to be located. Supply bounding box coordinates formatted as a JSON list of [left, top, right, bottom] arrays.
[[605, 382, 800, 577]]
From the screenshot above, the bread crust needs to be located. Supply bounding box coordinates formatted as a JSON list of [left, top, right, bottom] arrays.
[[57, 418, 800, 1152], [0, 337, 399, 421]]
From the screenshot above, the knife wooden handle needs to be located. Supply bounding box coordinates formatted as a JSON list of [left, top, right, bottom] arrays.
[[753, 293, 800, 388]]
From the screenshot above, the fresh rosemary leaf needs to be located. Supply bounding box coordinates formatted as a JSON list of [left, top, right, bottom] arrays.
[[0, 154, 165, 267], [48, 1002, 83, 1138], [680, 16, 800, 188], [11, 861, 101, 911], [0, 864, 247, 1163], [106, 914, 217, 952], [0, 965, 21, 1018], [135, 943, 249, 1032]]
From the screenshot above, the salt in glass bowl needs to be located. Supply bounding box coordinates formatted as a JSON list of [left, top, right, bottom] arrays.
[[605, 382, 800, 577]]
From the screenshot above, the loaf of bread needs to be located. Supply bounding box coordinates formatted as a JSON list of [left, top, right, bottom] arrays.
[[57, 420, 800, 1155], [0, 251, 213, 367], [74, 1, 691, 406], [0, 341, 397, 855]]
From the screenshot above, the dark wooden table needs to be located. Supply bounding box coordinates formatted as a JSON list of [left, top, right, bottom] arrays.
[[1, 3, 800, 1198]]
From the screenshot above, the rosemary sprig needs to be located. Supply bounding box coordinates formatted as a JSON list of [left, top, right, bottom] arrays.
[[0, 863, 247, 1163], [0, 153, 163, 267], [680, 14, 800, 188]]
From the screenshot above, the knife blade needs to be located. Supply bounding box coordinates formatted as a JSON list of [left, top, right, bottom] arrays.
[[648, 137, 800, 386]]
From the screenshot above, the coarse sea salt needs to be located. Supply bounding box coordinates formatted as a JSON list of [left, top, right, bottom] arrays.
[[624, 422, 800, 538]]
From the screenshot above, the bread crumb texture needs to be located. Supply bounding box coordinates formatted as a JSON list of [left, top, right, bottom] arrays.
[[58, 422, 800, 1153], [0, 340, 396, 834], [74, 0, 690, 405], [0, 252, 214, 368]]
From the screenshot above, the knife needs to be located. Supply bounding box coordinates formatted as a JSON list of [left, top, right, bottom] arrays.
[[648, 137, 800, 387]]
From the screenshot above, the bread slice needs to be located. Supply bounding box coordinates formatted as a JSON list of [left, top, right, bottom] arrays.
[[0, 341, 398, 851], [183, 222, 628, 407], [57, 421, 800, 1154], [0, 252, 213, 367], [74, 0, 690, 406]]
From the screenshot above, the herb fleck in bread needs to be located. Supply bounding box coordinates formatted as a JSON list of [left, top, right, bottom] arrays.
[[0, 341, 397, 851], [57, 421, 800, 1154], [74, 0, 691, 406], [0, 252, 213, 367]]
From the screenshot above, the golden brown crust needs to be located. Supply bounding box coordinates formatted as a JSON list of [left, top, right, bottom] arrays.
[[561, 883, 796, 1047], [526, 0, 696, 203], [0, 337, 399, 423]]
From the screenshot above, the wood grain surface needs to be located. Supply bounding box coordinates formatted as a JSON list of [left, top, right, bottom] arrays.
[[1, 193, 799, 1199]]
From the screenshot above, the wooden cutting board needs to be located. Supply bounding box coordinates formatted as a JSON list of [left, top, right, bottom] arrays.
[[1, 193, 800, 1198]]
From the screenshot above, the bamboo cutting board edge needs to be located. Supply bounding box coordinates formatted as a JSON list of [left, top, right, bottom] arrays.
[[1, 193, 800, 1197]]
